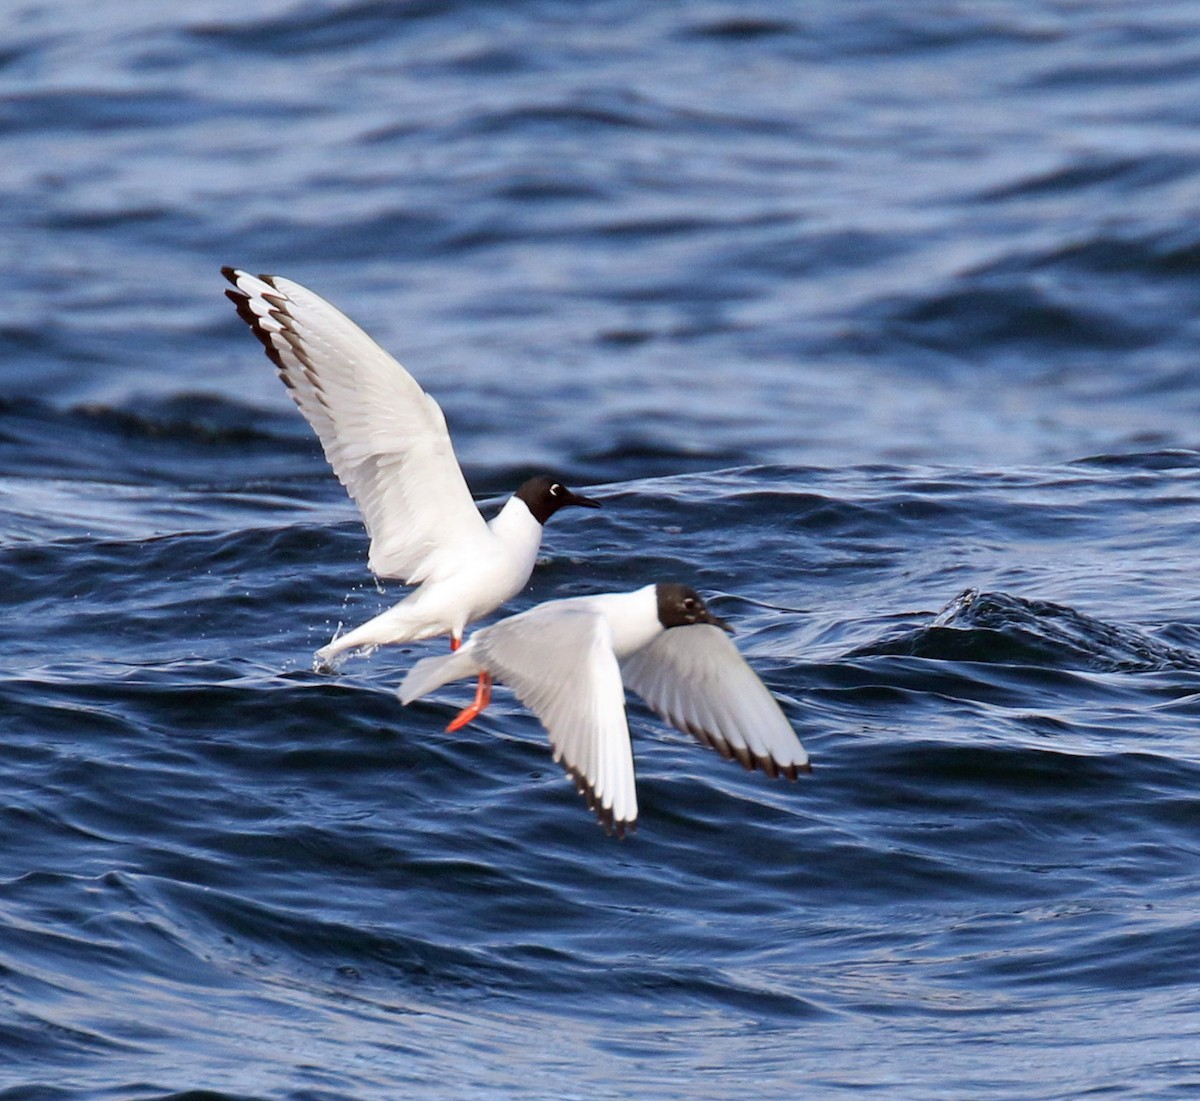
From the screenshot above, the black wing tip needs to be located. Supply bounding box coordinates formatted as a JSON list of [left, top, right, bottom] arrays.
[[225, 289, 259, 329], [602, 812, 637, 839], [222, 271, 294, 373], [221, 266, 280, 284], [224, 293, 283, 365], [676, 718, 810, 780], [760, 755, 812, 780], [563, 763, 636, 838]]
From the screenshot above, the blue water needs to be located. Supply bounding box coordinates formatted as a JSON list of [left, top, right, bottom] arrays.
[[4, 2, 1200, 1097]]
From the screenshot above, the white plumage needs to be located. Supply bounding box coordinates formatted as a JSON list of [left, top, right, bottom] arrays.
[[222, 268, 598, 667], [399, 584, 810, 835]]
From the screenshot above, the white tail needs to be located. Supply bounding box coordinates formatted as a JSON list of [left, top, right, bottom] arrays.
[[314, 602, 431, 668], [398, 648, 481, 705]]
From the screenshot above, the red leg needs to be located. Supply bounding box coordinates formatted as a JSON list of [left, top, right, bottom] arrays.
[[450, 635, 461, 652], [446, 672, 492, 733]]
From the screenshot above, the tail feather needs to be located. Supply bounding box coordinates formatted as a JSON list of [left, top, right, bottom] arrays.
[[314, 603, 428, 668], [399, 648, 482, 705]]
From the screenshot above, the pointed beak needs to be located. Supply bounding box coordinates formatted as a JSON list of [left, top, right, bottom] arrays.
[[706, 611, 735, 634], [565, 489, 601, 509]]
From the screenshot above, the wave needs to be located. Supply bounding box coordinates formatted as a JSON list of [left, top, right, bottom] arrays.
[[852, 589, 1200, 674], [0, 393, 294, 447], [188, 0, 442, 56]]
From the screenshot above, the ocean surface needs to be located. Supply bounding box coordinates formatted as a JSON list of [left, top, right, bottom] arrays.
[[4, 2, 1200, 1097]]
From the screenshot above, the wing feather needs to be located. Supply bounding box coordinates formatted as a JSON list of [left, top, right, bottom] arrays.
[[223, 268, 489, 581], [620, 625, 810, 778], [476, 607, 638, 834]]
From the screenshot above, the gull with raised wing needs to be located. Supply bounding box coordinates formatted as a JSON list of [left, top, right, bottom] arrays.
[[222, 268, 600, 670], [399, 583, 811, 835]]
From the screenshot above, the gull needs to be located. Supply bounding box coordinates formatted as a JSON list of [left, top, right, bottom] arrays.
[[399, 583, 811, 835], [222, 267, 600, 669]]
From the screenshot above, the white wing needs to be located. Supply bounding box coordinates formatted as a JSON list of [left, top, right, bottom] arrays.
[[223, 268, 488, 582], [620, 625, 810, 778], [476, 607, 638, 835]]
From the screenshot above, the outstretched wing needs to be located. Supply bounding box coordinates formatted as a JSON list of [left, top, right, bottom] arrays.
[[223, 268, 488, 582], [620, 624, 810, 778], [477, 607, 638, 835]]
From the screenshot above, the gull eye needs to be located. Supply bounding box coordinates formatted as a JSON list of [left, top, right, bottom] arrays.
[[550, 484, 562, 496]]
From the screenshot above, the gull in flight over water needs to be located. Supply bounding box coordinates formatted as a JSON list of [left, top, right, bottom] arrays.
[[399, 583, 811, 835], [222, 268, 600, 671]]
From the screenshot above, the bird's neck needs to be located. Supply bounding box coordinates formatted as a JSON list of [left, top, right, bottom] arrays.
[[487, 495, 545, 562], [591, 586, 664, 659]]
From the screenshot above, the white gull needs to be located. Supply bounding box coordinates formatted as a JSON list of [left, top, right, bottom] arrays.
[[222, 268, 599, 669], [399, 583, 811, 835]]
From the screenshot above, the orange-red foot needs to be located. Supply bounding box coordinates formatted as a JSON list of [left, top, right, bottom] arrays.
[[446, 672, 492, 732]]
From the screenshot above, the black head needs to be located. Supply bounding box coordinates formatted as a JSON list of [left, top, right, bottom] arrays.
[[515, 476, 601, 525], [655, 583, 734, 633]]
